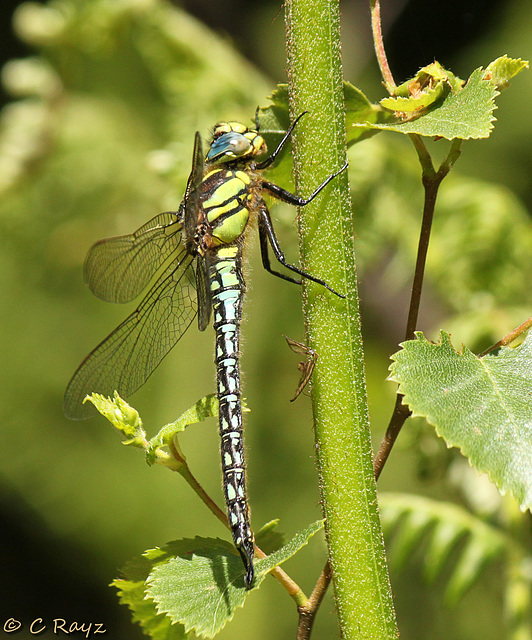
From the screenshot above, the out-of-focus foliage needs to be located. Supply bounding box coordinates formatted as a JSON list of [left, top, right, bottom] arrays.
[[380, 493, 514, 605], [0, 0, 269, 488], [0, 1, 278, 638], [347, 133, 532, 351]]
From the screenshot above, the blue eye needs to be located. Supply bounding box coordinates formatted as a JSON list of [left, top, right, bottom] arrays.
[[207, 132, 251, 162]]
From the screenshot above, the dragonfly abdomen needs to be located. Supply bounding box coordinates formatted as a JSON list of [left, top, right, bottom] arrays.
[[210, 245, 254, 588]]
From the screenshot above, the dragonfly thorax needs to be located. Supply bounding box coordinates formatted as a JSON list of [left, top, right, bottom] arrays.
[[198, 167, 254, 246]]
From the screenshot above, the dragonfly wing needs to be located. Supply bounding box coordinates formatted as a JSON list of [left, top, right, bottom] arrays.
[[64, 251, 197, 419], [84, 212, 182, 303], [195, 254, 212, 331], [183, 132, 205, 242]]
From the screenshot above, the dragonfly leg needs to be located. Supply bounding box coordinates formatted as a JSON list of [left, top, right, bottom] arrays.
[[261, 159, 348, 206], [258, 211, 301, 286], [254, 111, 308, 170], [258, 203, 344, 298]]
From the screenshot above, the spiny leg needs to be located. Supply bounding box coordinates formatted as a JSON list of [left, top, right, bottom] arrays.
[[258, 210, 301, 286], [261, 160, 348, 206], [254, 111, 308, 171], [258, 203, 344, 298]]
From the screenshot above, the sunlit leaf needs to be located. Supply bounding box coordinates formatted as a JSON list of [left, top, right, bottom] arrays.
[[112, 553, 187, 640], [262, 82, 387, 148], [86, 392, 146, 445], [147, 538, 250, 638], [367, 68, 498, 139], [148, 395, 218, 449], [253, 519, 324, 579], [484, 55, 529, 90], [143, 522, 322, 638], [380, 62, 464, 113], [389, 331, 532, 510]]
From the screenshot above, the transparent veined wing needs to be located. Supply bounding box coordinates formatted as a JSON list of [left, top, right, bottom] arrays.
[[183, 132, 205, 242], [195, 253, 211, 331], [182, 132, 212, 330], [64, 249, 197, 419], [84, 212, 182, 303]]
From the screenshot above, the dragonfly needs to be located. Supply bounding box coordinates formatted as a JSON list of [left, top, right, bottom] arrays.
[[64, 112, 347, 589]]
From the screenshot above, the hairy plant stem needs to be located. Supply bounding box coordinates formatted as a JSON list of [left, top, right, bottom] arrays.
[[285, 0, 398, 637]]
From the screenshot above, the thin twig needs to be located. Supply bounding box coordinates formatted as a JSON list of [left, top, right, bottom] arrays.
[[369, 0, 396, 92], [373, 137, 462, 479], [169, 439, 228, 524], [296, 562, 333, 640], [479, 314, 532, 357], [373, 395, 412, 481], [168, 439, 309, 603]]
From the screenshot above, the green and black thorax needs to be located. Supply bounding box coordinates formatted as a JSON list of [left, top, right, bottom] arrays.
[[183, 121, 266, 259]]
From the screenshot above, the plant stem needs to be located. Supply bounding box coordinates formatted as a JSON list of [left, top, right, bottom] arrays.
[[479, 315, 532, 357], [374, 136, 462, 479], [169, 439, 228, 524], [369, 0, 396, 92], [285, 0, 398, 637], [296, 562, 332, 640]]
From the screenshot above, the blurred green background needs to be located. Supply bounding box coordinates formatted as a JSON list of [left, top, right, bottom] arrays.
[[0, 0, 530, 638]]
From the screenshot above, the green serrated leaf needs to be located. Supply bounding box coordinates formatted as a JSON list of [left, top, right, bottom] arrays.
[[148, 395, 218, 451], [380, 87, 442, 112], [112, 554, 187, 640], [254, 519, 285, 554], [261, 85, 290, 129], [484, 55, 529, 90], [141, 522, 323, 638], [253, 519, 324, 578], [380, 62, 464, 114], [362, 67, 498, 139], [257, 86, 296, 186], [344, 81, 385, 144], [389, 331, 532, 510], [146, 538, 250, 638], [262, 81, 385, 147]]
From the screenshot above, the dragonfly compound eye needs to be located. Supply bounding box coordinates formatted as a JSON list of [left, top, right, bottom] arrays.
[[207, 132, 252, 163]]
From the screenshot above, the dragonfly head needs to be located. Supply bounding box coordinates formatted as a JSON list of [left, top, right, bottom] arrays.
[[207, 122, 266, 164]]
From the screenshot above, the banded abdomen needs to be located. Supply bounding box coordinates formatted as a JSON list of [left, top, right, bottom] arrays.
[[209, 245, 254, 587]]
